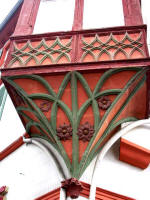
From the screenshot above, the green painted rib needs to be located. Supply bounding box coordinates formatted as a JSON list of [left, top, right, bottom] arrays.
[[71, 72, 79, 177], [94, 89, 122, 99], [77, 68, 146, 178], [9, 74, 57, 97], [3, 77, 72, 172]]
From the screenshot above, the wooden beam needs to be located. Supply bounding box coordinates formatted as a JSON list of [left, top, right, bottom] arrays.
[[72, 0, 84, 31], [120, 138, 150, 169], [122, 0, 143, 26], [13, 0, 40, 36], [0, 133, 29, 161]]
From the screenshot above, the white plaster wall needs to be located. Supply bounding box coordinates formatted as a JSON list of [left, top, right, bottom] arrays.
[[81, 140, 150, 200], [83, 0, 124, 29], [1, 136, 150, 199], [0, 143, 61, 200], [33, 0, 124, 34], [0, 94, 25, 151], [141, 0, 150, 53], [33, 0, 75, 34], [122, 123, 150, 150]]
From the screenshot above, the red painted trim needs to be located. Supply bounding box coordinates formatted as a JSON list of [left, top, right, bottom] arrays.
[[0, 41, 10, 67], [147, 70, 150, 117], [2, 58, 150, 78], [0, 133, 29, 161], [81, 182, 135, 200], [72, 0, 84, 31], [11, 24, 147, 40], [0, 3, 22, 49], [6, 24, 148, 68], [13, 0, 40, 36], [122, 0, 143, 26], [35, 181, 135, 200], [34, 188, 60, 200], [120, 138, 150, 169]]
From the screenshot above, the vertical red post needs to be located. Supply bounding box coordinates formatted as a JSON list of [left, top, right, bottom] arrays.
[[13, 0, 41, 36], [72, 0, 84, 31], [122, 0, 143, 26]]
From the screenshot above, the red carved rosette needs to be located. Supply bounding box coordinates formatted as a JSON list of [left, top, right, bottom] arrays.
[[39, 100, 51, 112], [77, 122, 94, 142], [61, 178, 83, 199], [97, 96, 111, 110], [57, 123, 72, 141]]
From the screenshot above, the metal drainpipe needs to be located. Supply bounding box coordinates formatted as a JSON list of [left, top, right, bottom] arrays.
[[89, 118, 150, 200], [23, 137, 71, 200]]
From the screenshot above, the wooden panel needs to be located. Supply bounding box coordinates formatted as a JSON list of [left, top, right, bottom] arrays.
[[5, 25, 148, 69]]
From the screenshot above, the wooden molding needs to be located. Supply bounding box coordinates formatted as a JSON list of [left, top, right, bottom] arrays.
[[120, 138, 150, 169], [0, 133, 29, 161], [2, 58, 150, 78]]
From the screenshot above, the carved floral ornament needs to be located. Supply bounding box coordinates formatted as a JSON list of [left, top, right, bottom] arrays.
[[57, 123, 73, 140], [97, 96, 111, 110], [3, 67, 147, 182], [57, 122, 94, 142], [77, 122, 94, 142], [61, 178, 83, 199], [39, 100, 51, 112]]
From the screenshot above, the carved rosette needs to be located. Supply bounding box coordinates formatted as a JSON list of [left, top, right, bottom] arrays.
[[57, 123, 73, 141], [39, 100, 51, 112], [61, 178, 83, 199], [77, 122, 94, 142], [97, 96, 111, 110]]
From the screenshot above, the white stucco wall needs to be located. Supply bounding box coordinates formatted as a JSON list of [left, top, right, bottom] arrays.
[[141, 0, 150, 53], [33, 0, 124, 34], [83, 0, 124, 29], [1, 137, 150, 200], [33, 0, 75, 34], [0, 95, 25, 151]]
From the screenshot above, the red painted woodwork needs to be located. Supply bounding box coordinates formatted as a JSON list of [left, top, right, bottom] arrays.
[[122, 0, 143, 26], [2, 58, 150, 78], [120, 138, 150, 169], [0, 133, 29, 161], [0, 3, 22, 49], [35, 182, 135, 200], [13, 0, 40, 36], [2, 69, 147, 162], [146, 70, 150, 117], [5, 25, 149, 69], [0, 41, 10, 68], [34, 188, 60, 200], [72, 0, 84, 31]]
